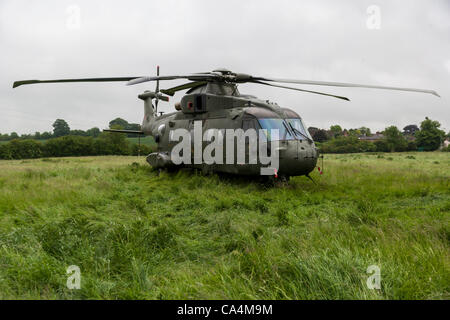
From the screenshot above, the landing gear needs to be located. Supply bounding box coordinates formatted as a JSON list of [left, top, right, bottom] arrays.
[[305, 174, 316, 184], [264, 174, 290, 187]]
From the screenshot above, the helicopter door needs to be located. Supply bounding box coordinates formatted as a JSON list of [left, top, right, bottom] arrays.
[[203, 118, 226, 166], [241, 117, 260, 166]]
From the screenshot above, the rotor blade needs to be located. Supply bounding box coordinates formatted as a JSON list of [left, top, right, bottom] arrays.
[[252, 80, 350, 101], [103, 129, 144, 135], [160, 81, 208, 96], [252, 77, 440, 97], [127, 73, 219, 86], [155, 65, 160, 93], [13, 77, 142, 88]]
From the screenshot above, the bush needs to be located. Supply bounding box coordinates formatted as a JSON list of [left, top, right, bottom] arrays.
[[0, 134, 150, 160], [407, 141, 417, 151], [43, 136, 95, 157], [416, 118, 445, 151], [319, 136, 376, 154], [383, 126, 407, 152], [95, 131, 130, 155], [130, 143, 154, 156], [374, 140, 389, 152], [0, 139, 43, 159]]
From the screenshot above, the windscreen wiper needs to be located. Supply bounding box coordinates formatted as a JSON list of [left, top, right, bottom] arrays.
[[282, 121, 293, 140], [288, 122, 313, 143]]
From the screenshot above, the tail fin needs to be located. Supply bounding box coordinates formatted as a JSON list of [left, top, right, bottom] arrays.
[[139, 91, 157, 124]]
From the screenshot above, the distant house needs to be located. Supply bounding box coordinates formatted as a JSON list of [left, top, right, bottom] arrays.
[[443, 138, 450, 148], [358, 133, 384, 141]]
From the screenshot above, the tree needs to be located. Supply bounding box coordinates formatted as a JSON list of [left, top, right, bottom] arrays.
[[126, 123, 142, 137], [86, 127, 101, 138], [109, 118, 129, 129], [415, 117, 445, 151], [330, 125, 343, 138], [10, 132, 19, 139], [41, 131, 53, 139], [70, 129, 87, 136], [383, 125, 407, 152], [108, 118, 141, 137], [359, 127, 371, 136], [403, 124, 419, 135], [312, 129, 329, 142], [97, 124, 130, 155], [52, 119, 70, 137], [348, 128, 361, 137], [308, 127, 319, 138]]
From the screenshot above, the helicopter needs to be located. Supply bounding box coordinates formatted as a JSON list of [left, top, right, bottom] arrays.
[[13, 67, 439, 180]]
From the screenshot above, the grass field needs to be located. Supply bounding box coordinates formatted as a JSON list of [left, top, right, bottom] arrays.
[[0, 152, 448, 299]]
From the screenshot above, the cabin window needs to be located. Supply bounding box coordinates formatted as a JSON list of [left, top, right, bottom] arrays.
[[195, 95, 203, 111], [257, 118, 294, 141]]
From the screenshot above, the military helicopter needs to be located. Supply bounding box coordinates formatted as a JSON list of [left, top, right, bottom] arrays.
[[13, 67, 439, 180]]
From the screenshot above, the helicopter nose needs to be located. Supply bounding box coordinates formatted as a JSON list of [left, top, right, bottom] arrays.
[[277, 140, 317, 176]]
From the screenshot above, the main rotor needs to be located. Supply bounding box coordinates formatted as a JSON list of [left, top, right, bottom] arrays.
[[13, 67, 440, 102]]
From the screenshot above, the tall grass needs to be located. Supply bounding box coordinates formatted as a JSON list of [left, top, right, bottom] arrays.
[[0, 153, 448, 299]]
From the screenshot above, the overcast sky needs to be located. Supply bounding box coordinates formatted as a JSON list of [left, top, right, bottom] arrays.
[[1, 0, 449, 134]]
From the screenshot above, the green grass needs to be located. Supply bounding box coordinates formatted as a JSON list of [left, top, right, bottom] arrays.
[[0, 152, 448, 299]]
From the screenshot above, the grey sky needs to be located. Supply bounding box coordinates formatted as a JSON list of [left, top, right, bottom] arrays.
[[1, 0, 449, 134]]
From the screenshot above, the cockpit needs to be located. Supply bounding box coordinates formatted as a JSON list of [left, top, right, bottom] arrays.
[[242, 107, 313, 142]]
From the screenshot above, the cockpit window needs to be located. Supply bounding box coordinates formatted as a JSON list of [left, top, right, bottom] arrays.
[[258, 118, 294, 141], [287, 118, 312, 140]]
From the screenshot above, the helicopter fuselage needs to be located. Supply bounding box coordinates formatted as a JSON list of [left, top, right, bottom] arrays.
[[142, 85, 319, 177]]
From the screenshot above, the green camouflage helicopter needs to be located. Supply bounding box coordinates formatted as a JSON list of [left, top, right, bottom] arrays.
[[13, 67, 439, 180]]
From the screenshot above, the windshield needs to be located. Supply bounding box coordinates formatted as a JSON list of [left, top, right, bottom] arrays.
[[258, 118, 294, 141], [287, 118, 312, 140]]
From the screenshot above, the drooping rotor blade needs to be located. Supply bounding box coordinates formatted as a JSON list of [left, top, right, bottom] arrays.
[[160, 81, 208, 96], [13, 77, 143, 88], [126, 73, 220, 86], [155, 66, 160, 93], [251, 77, 440, 97], [103, 129, 144, 135], [252, 80, 350, 101], [155, 66, 160, 111]]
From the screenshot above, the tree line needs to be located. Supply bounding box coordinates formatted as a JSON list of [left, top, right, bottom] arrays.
[[0, 118, 153, 160], [0, 116, 448, 160], [312, 117, 449, 153], [0, 118, 141, 141]]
